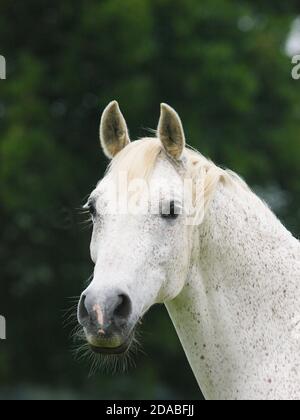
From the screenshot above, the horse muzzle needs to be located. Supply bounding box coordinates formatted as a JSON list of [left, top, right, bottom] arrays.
[[77, 288, 133, 354]]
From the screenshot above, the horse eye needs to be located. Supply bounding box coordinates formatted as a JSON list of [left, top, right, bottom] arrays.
[[89, 204, 97, 218], [84, 201, 96, 218], [161, 201, 179, 220]]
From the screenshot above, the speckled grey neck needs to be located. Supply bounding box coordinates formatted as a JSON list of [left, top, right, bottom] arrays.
[[166, 182, 300, 400]]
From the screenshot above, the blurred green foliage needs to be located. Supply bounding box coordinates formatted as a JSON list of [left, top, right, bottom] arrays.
[[0, 0, 299, 400]]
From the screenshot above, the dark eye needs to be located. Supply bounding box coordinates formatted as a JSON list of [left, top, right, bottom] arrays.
[[84, 201, 97, 218], [161, 201, 179, 220]]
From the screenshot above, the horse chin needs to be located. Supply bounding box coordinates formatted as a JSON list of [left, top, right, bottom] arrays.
[[87, 332, 134, 356], [89, 340, 131, 355]]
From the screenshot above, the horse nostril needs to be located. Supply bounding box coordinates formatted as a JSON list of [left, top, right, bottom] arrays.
[[78, 294, 89, 326], [113, 294, 132, 321]]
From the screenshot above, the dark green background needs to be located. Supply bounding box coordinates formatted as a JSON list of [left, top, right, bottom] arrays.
[[0, 0, 299, 400]]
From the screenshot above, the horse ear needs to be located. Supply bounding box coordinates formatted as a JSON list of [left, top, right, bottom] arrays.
[[158, 103, 186, 160], [100, 101, 130, 159]]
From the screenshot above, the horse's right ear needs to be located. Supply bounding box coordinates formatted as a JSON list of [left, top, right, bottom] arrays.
[[100, 101, 131, 159]]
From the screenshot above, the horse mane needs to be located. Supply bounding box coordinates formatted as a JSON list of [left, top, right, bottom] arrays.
[[105, 137, 252, 217]]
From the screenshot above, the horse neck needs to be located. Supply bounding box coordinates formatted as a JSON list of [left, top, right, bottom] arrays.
[[166, 181, 300, 400]]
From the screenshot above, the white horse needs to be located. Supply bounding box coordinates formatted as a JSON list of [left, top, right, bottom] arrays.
[[77, 101, 300, 400]]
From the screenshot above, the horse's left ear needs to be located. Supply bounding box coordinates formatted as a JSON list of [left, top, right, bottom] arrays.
[[158, 103, 186, 160], [100, 101, 131, 159]]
